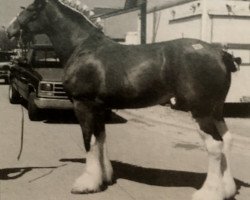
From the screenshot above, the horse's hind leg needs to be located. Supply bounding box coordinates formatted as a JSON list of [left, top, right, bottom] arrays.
[[192, 117, 224, 200], [71, 100, 113, 194], [192, 115, 236, 200], [215, 120, 236, 199]]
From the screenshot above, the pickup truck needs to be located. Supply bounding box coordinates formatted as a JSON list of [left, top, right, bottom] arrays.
[[0, 51, 13, 84], [9, 44, 73, 120]]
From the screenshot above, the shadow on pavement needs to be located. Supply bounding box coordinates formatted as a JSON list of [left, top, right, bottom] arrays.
[[224, 103, 250, 118], [112, 161, 250, 190], [43, 110, 77, 124], [43, 110, 127, 124], [0, 165, 65, 180], [19, 100, 127, 124], [60, 158, 86, 163], [0, 167, 32, 180], [59, 158, 250, 198]]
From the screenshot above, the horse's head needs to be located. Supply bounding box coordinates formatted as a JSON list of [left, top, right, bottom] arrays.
[[7, 0, 48, 39]]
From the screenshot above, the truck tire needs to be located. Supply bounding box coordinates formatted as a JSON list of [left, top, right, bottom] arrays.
[[5, 78, 9, 84], [28, 92, 42, 121], [105, 109, 112, 121], [9, 81, 21, 104]]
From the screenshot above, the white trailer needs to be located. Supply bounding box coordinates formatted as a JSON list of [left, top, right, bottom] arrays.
[[100, 8, 140, 44]]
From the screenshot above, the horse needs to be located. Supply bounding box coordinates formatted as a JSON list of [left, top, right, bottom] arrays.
[[7, 0, 241, 199]]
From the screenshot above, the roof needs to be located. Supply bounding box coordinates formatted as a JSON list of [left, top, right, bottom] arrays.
[[93, 7, 121, 17], [95, 7, 139, 19], [93, 0, 197, 18], [147, 0, 197, 13]]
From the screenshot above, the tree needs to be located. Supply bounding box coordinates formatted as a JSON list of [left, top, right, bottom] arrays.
[[0, 27, 17, 51]]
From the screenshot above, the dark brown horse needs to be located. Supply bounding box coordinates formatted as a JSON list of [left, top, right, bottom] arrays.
[[7, 0, 241, 199]]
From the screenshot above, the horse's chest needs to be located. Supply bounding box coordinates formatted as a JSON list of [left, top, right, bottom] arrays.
[[63, 59, 105, 98]]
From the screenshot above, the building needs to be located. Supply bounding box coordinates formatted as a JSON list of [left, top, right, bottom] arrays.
[[98, 7, 141, 44]]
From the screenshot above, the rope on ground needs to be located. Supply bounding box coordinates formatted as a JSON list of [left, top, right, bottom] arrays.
[[17, 106, 24, 160]]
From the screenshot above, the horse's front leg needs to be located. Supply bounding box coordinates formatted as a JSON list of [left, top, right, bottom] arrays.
[[71, 100, 113, 194]]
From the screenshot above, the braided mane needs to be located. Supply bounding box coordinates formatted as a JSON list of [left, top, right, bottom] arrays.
[[57, 0, 103, 29]]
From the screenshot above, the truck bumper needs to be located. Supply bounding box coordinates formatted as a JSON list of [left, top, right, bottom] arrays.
[[34, 97, 73, 110]]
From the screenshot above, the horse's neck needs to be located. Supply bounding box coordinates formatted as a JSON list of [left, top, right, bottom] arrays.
[[44, 2, 98, 64], [47, 26, 89, 64]]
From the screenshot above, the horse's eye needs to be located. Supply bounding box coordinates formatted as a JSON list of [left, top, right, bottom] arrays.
[[31, 14, 38, 20], [20, 6, 26, 10]]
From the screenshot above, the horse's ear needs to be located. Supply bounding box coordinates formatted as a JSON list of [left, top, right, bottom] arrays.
[[34, 0, 46, 9]]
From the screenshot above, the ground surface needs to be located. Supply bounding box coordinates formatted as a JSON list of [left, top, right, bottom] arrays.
[[0, 83, 250, 200]]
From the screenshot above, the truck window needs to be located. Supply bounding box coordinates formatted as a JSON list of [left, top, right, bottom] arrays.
[[0, 53, 11, 62], [32, 49, 61, 68]]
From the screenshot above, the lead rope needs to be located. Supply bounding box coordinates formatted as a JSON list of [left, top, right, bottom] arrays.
[[17, 105, 24, 160], [17, 29, 24, 160]]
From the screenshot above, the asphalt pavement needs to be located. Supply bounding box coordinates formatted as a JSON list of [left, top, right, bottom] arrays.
[[0, 83, 250, 200]]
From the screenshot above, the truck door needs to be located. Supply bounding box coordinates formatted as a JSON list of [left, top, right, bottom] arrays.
[[17, 49, 33, 99], [17, 63, 30, 99]]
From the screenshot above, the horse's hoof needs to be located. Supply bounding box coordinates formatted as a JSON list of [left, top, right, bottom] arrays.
[[192, 186, 224, 200], [104, 176, 116, 186], [71, 172, 103, 194], [71, 183, 102, 194], [71, 188, 101, 194]]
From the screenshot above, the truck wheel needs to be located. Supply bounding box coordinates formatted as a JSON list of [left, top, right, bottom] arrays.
[[9, 82, 21, 104], [5, 78, 9, 84], [28, 92, 42, 121], [105, 109, 112, 121]]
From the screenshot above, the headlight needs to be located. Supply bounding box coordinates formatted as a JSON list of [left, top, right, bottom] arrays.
[[40, 82, 53, 91]]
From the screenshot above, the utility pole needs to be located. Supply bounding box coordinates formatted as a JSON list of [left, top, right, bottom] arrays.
[[140, 0, 147, 44], [201, 0, 209, 42]]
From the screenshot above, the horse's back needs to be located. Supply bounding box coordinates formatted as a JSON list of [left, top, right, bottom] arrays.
[[104, 39, 230, 111]]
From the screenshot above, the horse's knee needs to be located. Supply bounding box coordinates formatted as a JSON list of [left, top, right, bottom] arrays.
[[72, 99, 105, 152], [214, 120, 233, 152], [223, 131, 233, 147], [196, 117, 223, 141], [204, 135, 223, 157]]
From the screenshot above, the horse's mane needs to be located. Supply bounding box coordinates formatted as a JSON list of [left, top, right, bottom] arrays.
[[54, 0, 103, 29]]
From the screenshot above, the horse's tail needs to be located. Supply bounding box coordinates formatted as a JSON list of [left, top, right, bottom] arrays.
[[222, 51, 241, 72]]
